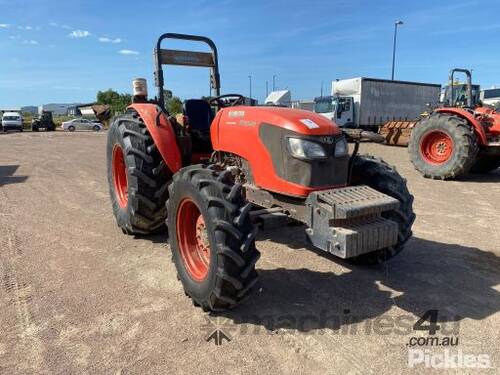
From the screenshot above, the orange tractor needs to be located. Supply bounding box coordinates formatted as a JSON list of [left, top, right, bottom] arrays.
[[106, 33, 415, 311], [409, 68, 500, 179]]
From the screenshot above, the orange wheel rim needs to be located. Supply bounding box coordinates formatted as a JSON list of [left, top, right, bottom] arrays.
[[112, 145, 128, 208], [420, 131, 454, 164], [176, 198, 210, 281]]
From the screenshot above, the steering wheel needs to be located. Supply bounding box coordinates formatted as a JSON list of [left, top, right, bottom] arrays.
[[209, 94, 245, 108]]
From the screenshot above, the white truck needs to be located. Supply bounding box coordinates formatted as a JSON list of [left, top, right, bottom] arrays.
[[314, 77, 441, 129], [480, 88, 500, 107], [2, 111, 23, 132]]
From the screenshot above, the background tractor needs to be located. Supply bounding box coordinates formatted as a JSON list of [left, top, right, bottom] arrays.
[[106, 33, 415, 311], [31, 110, 56, 132], [409, 68, 500, 179]]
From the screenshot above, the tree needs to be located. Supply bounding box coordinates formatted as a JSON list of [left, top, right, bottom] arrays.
[[161, 90, 184, 114], [166, 96, 183, 115], [96, 89, 132, 115], [164, 90, 173, 100]]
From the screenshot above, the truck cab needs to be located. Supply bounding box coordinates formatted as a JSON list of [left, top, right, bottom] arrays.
[[480, 88, 500, 107], [313, 96, 354, 127]]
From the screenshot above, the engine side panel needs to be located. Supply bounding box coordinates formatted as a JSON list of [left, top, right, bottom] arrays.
[[211, 106, 346, 197], [129, 103, 182, 174]]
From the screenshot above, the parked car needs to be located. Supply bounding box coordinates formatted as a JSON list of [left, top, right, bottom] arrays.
[[61, 118, 103, 132], [2, 112, 23, 132]]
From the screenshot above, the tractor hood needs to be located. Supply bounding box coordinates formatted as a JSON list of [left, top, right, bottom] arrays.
[[216, 105, 342, 136], [211, 105, 348, 197]]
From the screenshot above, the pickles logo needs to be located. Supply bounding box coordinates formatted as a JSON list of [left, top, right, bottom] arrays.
[[408, 349, 492, 369]]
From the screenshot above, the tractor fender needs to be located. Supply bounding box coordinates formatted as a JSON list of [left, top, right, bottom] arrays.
[[434, 107, 488, 145], [129, 103, 182, 174]]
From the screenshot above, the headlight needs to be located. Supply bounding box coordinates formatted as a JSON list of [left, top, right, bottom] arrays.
[[334, 137, 348, 157], [288, 137, 326, 159]]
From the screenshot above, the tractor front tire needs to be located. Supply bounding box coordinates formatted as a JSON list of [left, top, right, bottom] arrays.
[[470, 156, 500, 174], [349, 155, 415, 264], [408, 114, 478, 179], [106, 110, 170, 235], [167, 165, 260, 311]]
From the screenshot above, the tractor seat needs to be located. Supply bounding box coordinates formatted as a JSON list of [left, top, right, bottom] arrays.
[[183, 99, 214, 153], [183, 99, 214, 135]]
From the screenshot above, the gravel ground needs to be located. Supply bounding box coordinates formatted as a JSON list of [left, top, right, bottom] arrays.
[[0, 130, 499, 374]]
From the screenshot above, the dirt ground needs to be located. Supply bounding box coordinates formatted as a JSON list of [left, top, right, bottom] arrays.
[[0, 130, 499, 374]]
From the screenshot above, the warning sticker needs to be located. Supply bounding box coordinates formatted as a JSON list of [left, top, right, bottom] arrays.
[[299, 118, 320, 129]]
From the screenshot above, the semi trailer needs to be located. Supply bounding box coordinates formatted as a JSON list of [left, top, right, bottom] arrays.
[[314, 77, 441, 145]]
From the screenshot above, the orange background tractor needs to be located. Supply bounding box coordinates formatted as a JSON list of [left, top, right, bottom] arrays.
[[409, 68, 500, 179]]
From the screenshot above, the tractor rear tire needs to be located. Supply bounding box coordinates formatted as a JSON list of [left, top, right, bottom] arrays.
[[167, 165, 260, 311], [106, 110, 171, 235], [408, 114, 478, 179], [470, 156, 500, 174], [349, 155, 415, 264]]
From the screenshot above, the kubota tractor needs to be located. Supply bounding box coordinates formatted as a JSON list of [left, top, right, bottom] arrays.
[[106, 33, 415, 311], [409, 68, 500, 179]]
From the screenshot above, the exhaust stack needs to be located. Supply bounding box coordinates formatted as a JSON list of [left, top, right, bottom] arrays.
[[132, 78, 148, 102]]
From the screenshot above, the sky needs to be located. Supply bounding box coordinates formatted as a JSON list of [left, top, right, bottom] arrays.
[[1, 0, 500, 108]]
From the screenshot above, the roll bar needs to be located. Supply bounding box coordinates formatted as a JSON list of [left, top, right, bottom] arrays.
[[449, 68, 473, 108], [154, 33, 221, 109]]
